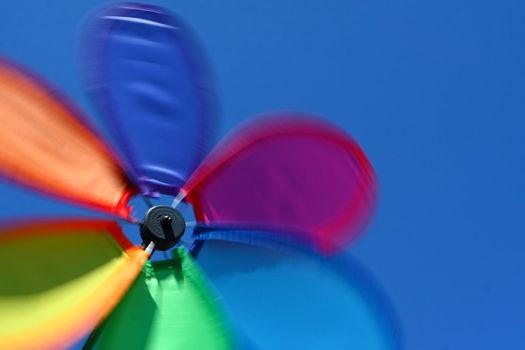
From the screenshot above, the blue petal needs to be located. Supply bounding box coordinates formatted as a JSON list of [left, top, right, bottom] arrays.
[[81, 2, 216, 195]]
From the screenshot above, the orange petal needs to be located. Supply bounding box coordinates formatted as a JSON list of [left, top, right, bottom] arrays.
[[0, 59, 135, 217]]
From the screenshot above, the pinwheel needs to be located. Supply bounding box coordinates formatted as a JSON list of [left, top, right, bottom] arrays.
[[0, 2, 394, 349]]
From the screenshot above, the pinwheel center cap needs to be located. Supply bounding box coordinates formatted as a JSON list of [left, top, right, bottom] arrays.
[[140, 205, 185, 251]]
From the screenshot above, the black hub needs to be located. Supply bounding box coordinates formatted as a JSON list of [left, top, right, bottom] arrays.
[[140, 205, 185, 251]]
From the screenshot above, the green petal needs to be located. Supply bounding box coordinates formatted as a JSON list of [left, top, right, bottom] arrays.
[[90, 247, 236, 350]]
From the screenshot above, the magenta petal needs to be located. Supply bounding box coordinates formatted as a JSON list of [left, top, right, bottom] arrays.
[[184, 113, 377, 253]]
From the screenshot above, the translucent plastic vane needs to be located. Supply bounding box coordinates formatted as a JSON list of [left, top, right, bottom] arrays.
[[0, 219, 148, 350], [0, 60, 134, 218], [184, 114, 377, 253], [197, 240, 401, 350], [81, 2, 216, 196], [87, 247, 236, 350]]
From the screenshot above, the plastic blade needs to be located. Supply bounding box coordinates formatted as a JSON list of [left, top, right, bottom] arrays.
[[88, 247, 236, 350], [196, 239, 401, 350], [184, 113, 377, 254], [81, 2, 216, 196], [0, 219, 148, 350], [0, 60, 135, 218]]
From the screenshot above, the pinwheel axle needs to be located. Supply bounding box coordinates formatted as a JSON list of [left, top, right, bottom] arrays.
[[140, 205, 185, 251]]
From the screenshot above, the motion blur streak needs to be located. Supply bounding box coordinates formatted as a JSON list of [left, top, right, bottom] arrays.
[[0, 60, 134, 218]]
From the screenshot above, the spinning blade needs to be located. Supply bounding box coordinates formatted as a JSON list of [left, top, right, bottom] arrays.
[[86, 247, 236, 350], [196, 239, 401, 350], [0, 219, 148, 350], [0, 60, 135, 218], [81, 3, 216, 196], [184, 113, 377, 254]]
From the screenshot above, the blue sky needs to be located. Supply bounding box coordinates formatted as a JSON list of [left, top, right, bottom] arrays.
[[0, 0, 524, 349]]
